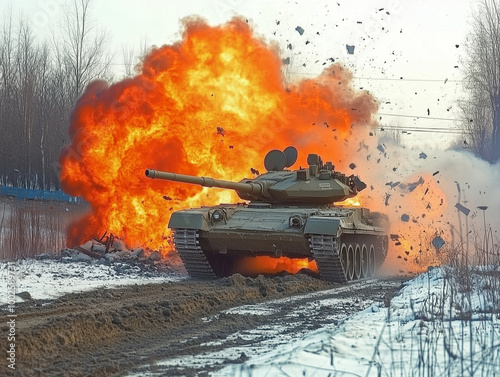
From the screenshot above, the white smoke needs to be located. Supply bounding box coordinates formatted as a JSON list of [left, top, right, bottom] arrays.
[[345, 133, 500, 274]]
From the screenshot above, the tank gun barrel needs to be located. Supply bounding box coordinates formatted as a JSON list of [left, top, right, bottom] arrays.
[[145, 169, 263, 195]]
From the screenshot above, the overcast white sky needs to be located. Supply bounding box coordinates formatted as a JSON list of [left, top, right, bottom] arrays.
[[2, 0, 475, 147]]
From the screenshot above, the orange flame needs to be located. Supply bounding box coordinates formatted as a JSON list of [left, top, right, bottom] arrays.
[[336, 197, 362, 207], [235, 256, 318, 276], [59, 17, 378, 253]]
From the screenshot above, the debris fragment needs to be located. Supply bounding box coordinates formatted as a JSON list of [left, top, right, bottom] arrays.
[[216, 127, 225, 136], [346, 45, 355, 54], [377, 144, 385, 153], [432, 236, 445, 250], [74, 246, 104, 260], [455, 203, 470, 216], [352, 176, 367, 191], [384, 193, 391, 206], [401, 214, 410, 222], [432, 171, 439, 176], [149, 251, 161, 261], [295, 26, 304, 35], [348, 163, 356, 170], [403, 177, 424, 192], [419, 152, 427, 159]]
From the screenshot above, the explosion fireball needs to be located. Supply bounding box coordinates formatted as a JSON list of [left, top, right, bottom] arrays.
[[59, 16, 379, 261]]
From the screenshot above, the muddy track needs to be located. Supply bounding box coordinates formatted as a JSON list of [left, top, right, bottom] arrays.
[[1, 273, 408, 377]]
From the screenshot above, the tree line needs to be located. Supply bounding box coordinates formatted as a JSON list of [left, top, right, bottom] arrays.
[[458, 0, 500, 164], [0, 0, 113, 190]]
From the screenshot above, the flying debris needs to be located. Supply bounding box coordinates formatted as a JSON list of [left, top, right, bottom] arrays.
[[346, 45, 355, 54], [403, 177, 425, 192], [455, 203, 470, 216], [432, 236, 446, 250], [216, 127, 225, 136], [295, 26, 304, 35]]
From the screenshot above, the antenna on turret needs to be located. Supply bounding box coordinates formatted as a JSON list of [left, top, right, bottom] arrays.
[[264, 150, 287, 171], [283, 146, 298, 167], [264, 146, 298, 172]]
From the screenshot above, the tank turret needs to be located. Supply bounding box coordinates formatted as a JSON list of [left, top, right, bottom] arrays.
[[145, 146, 366, 205]]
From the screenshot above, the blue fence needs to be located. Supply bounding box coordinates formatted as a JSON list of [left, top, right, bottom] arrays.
[[0, 185, 82, 203]]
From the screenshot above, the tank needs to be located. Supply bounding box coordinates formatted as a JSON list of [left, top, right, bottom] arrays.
[[145, 146, 389, 283]]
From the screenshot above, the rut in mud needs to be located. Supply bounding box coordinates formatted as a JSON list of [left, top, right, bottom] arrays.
[[3, 273, 407, 377]]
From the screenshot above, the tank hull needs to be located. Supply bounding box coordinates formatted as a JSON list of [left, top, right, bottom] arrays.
[[169, 203, 388, 283]]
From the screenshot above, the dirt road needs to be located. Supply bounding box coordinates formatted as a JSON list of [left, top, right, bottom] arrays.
[[3, 273, 407, 377]]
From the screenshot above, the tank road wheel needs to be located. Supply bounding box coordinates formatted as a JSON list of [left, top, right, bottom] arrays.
[[368, 244, 376, 277], [361, 244, 369, 278], [353, 244, 361, 280], [339, 243, 349, 280], [347, 244, 355, 281]]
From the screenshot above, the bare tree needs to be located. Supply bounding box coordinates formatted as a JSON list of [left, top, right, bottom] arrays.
[[121, 45, 135, 78], [460, 0, 500, 163], [0, 10, 16, 186], [59, 0, 114, 102]]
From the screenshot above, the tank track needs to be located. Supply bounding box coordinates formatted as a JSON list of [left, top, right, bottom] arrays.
[[309, 234, 347, 283], [173, 229, 216, 279]]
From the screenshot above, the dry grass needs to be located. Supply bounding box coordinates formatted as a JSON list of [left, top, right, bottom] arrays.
[[370, 214, 500, 377], [0, 197, 88, 260]]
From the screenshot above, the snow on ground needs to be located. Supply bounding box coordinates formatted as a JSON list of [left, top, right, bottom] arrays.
[[135, 283, 374, 375], [2, 256, 499, 376], [0, 257, 185, 305], [215, 267, 500, 377]]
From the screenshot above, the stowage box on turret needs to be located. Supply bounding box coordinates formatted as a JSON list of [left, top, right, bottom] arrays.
[[145, 147, 389, 283]]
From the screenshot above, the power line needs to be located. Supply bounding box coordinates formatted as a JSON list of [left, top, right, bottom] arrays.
[[290, 71, 465, 83], [378, 127, 467, 135], [378, 113, 458, 121], [354, 77, 464, 83]]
